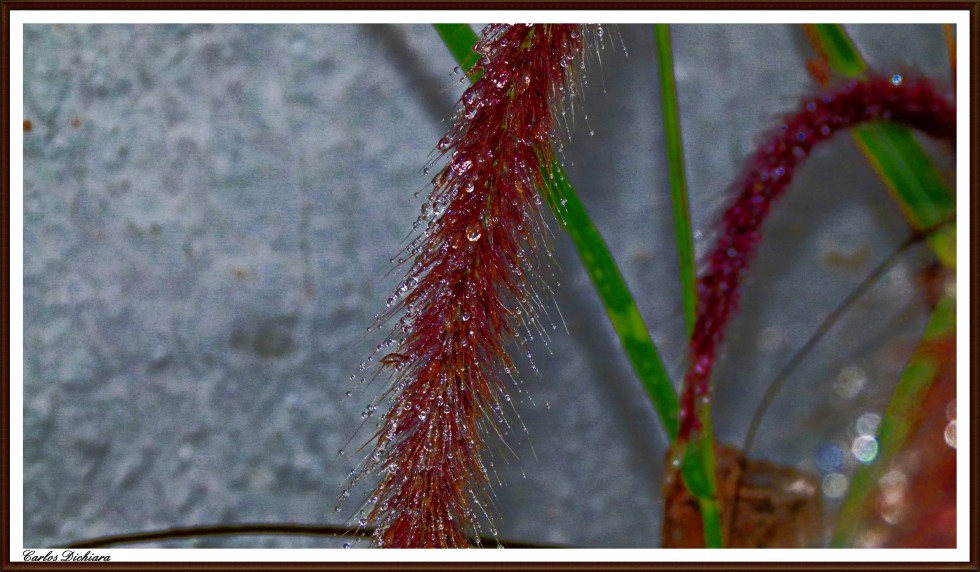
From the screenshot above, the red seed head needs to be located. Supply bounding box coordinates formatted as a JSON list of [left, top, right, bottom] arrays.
[[352, 24, 588, 548], [679, 74, 956, 441]]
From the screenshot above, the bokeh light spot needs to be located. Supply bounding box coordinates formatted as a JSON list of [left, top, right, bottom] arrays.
[[945, 420, 956, 448], [823, 473, 848, 498], [852, 435, 879, 463]]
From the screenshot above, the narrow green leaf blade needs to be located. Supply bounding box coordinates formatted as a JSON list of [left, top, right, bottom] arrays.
[[432, 24, 482, 80], [654, 24, 697, 339], [852, 123, 957, 268], [811, 24, 867, 77], [656, 24, 721, 547], [545, 165, 681, 439]]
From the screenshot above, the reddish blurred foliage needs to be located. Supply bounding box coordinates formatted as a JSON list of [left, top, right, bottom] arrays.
[[806, 58, 832, 86], [862, 332, 956, 548]]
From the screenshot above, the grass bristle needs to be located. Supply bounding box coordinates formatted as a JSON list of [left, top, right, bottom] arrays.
[[350, 24, 588, 548]]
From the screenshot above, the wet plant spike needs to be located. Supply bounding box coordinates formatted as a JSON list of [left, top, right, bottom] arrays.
[[680, 75, 956, 442], [354, 25, 588, 548]]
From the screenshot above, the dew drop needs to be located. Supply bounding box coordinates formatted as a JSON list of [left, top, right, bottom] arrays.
[[464, 180, 475, 193], [343, 542, 352, 549], [437, 136, 452, 151], [890, 74, 903, 86], [589, 129, 595, 136], [466, 223, 482, 242]]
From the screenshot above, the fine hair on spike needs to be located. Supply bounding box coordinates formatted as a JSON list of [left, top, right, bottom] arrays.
[[345, 24, 591, 548], [678, 74, 956, 442]]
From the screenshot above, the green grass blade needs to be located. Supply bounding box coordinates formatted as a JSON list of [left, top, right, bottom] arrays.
[[810, 24, 867, 77], [655, 24, 721, 548], [433, 23, 681, 440], [806, 24, 955, 269], [852, 123, 957, 268], [432, 24, 482, 80], [830, 295, 955, 547], [654, 24, 697, 339], [679, 428, 723, 548], [544, 164, 680, 439]]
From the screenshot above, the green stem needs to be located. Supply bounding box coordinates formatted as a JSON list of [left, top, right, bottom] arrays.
[[679, 423, 722, 548], [655, 24, 721, 548], [654, 24, 697, 339]]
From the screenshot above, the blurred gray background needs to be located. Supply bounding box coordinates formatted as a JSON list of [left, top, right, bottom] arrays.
[[22, 24, 953, 548]]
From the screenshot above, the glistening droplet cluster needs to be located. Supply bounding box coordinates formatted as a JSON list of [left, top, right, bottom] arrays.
[[347, 25, 589, 548]]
